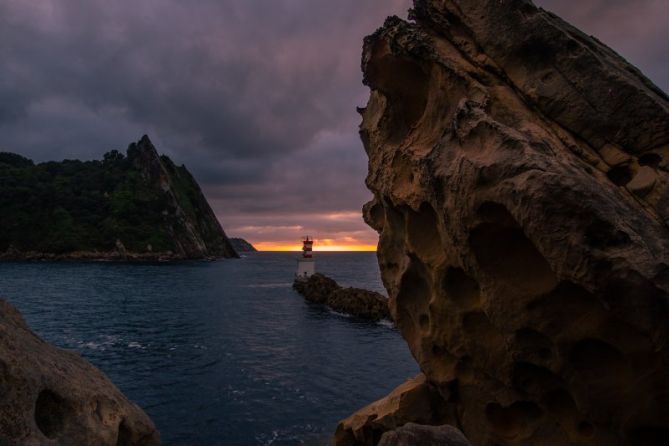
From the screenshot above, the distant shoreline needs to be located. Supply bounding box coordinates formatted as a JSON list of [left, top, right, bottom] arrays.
[[0, 250, 378, 262], [0, 250, 225, 262]]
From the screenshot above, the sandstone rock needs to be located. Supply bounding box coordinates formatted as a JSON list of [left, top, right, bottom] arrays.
[[627, 166, 658, 197], [0, 299, 159, 445], [332, 374, 450, 446], [378, 423, 471, 446], [293, 273, 391, 321], [351, 0, 669, 445]]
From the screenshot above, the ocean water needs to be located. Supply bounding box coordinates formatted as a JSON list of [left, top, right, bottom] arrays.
[[0, 252, 418, 445]]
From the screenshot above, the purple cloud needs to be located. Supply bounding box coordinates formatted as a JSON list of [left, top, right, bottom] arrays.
[[0, 0, 665, 248]]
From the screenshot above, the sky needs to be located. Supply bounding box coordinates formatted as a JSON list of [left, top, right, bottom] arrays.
[[1, 0, 667, 251]]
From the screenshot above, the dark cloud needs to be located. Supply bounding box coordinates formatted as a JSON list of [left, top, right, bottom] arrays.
[[536, 0, 669, 89], [0, 0, 665, 248]]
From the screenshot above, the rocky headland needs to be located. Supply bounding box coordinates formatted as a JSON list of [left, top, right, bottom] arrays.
[[229, 238, 258, 253], [293, 273, 390, 322], [0, 135, 238, 261], [337, 0, 669, 445], [0, 299, 159, 444]]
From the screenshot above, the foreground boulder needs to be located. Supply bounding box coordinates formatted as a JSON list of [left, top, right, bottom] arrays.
[[293, 273, 390, 321], [332, 374, 449, 445], [348, 0, 669, 445], [0, 299, 159, 445]]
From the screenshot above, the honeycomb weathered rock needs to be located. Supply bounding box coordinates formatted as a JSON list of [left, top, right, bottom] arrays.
[[348, 0, 669, 445], [0, 299, 159, 445]]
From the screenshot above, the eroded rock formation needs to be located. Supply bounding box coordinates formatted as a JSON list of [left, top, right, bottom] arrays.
[[293, 273, 390, 321], [0, 299, 159, 445], [352, 0, 669, 445], [333, 374, 450, 445]]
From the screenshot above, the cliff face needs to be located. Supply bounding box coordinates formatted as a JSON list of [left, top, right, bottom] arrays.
[[0, 299, 159, 444], [354, 0, 669, 445], [0, 135, 237, 260], [129, 136, 238, 259], [228, 238, 258, 253]]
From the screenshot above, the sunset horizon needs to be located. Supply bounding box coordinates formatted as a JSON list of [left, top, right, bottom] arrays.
[[1, 0, 668, 444], [252, 241, 378, 252]]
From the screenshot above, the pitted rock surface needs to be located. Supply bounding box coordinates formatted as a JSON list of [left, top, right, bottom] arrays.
[[343, 0, 669, 445], [0, 299, 159, 445]]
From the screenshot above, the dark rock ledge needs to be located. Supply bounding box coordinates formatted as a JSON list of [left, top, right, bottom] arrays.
[[293, 273, 391, 322]]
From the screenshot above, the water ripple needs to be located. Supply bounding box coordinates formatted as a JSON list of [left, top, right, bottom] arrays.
[[0, 253, 417, 445]]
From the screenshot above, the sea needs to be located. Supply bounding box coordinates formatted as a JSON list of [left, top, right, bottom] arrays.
[[0, 252, 418, 445]]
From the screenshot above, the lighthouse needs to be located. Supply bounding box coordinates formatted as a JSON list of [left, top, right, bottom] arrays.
[[296, 236, 315, 280]]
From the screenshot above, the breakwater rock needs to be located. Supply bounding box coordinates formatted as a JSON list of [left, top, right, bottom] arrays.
[[0, 299, 159, 445], [342, 0, 669, 444], [293, 273, 390, 322]]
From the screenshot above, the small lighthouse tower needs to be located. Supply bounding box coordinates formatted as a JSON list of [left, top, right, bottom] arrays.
[[296, 236, 315, 280]]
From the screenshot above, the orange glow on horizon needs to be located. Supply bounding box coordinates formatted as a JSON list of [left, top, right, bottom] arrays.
[[254, 242, 377, 252]]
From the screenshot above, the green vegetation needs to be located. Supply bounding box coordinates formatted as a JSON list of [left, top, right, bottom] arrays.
[[0, 136, 227, 256]]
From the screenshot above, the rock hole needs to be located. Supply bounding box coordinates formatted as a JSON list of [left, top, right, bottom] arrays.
[[395, 257, 431, 348], [442, 267, 481, 309], [462, 311, 505, 360], [513, 37, 558, 68], [35, 389, 67, 439], [418, 313, 430, 330], [569, 338, 625, 372], [476, 201, 518, 226], [470, 203, 557, 296], [117, 419, 132, 446], [447, 379, 460, 403], [367, 48, 431, 144], [638, 153, 662, 167], [432, 344, 447, 356], [628, 426, 669, 446], [543, 389, 577, 418], [406, 203, 443, 262], [0, 360, 8, 395], [525, 282, 602, 338], [485, 401, 543, 438], [606, 164, 635, 186], [584, 219, 631, 248], [512, 362, 561, 395], [577, 421, 595, 437], [514, 328, 554, 363]]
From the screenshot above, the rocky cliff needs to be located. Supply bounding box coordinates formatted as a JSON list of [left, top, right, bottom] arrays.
[[0, 135, 238, 260], [347, 0, 669, 445], [229, 238, 258, 253], [0, 299, 159, 444]]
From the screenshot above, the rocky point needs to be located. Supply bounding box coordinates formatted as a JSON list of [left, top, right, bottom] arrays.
[[0, 299, 159, 445]]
